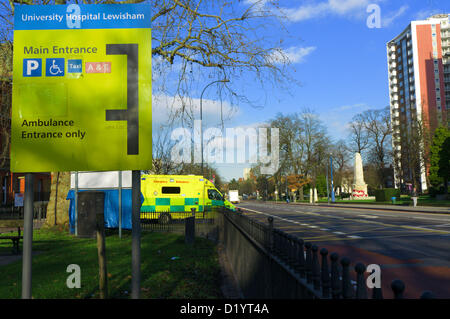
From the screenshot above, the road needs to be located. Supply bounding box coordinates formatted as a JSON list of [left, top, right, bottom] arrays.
[[237, 201, 450, 299]]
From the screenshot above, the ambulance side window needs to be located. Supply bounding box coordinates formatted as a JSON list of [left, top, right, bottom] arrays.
[[208, 189, 223, 201], [162, 187, 180, 194]]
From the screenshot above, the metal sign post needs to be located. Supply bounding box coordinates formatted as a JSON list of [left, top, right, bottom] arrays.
[[330, 156, 336, 203], [131, 170, 141, 299], [75, 171, 78, 236], [21, 173, 34, 299], [118, 171, 122, 239]]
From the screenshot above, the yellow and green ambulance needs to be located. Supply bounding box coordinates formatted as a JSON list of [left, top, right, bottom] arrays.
[[140, 175, 236, 222]]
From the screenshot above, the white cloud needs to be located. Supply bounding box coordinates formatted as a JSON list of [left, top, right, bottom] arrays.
[[247, 0, 408, 27], [283, 2, 330, 22], [152, 94, 239, 129], [338, 103, 370, 111], [283, 0, 377, 22], [414, 9, 444, 21], [285, 46, 317, 64], [381, 5, 408, 27], [328, 0, 373, 15], [243, 0, 273, 13], [269, 46, 316, 65], [320, 103, 371, 138], [244, 0, 271, 6]]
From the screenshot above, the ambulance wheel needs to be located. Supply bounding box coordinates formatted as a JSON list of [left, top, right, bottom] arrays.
[[159, 212, 172, 225]]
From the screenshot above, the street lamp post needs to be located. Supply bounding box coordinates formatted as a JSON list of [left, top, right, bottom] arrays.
[[330, 155, 335, 203], [285, 175, 288, 202], [326, 162, 330, 204], [200, 79, 230, 176]]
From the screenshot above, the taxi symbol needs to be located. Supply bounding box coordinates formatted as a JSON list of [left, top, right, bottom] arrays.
[[68, 59, 82, 73]]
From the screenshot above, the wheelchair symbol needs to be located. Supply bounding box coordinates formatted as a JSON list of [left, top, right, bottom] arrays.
[[49, 60, 63, 75], [46, 58, 65, 77]]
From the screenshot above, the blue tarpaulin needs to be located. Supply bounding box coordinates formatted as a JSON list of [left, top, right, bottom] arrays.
[[67, 189, 134, 233]]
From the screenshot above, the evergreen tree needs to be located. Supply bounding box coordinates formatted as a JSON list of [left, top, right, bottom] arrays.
[[429, 126, 450, 192]]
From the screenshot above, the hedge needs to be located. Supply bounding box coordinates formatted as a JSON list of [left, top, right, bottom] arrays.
[[375, 188, 400, 202]]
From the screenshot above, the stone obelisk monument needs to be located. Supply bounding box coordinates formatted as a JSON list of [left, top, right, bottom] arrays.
[[352, 152, 368, 199]]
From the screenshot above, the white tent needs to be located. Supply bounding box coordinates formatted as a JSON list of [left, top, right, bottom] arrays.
[[70, 171, 132, 189]]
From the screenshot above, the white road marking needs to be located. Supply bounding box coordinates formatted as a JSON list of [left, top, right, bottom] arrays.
[[321, 215, 344, 219], [241, 205, 450, 236], [348, 235, 362, 239], [403, 225, 448, 232], [358, 214, 379, 219], [333, 232, 345, 235], [411, 216, 450, 222]]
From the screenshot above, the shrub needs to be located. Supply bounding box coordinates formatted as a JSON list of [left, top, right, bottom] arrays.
[[429, 186, 447, 197], [375, 188, 400, 202], [340, 192, 351, 199], [428, 187, 437, 198]]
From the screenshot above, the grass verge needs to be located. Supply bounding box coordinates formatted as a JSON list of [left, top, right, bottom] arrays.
[[0, 227, 223, 299]]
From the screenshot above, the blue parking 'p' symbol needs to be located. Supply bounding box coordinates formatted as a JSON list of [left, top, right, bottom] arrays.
[[23, 59, 42, 77], [46, 58, 65, 77]]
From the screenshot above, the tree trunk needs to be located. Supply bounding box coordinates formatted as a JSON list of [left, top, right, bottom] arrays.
[[45, 172, 71, 227]]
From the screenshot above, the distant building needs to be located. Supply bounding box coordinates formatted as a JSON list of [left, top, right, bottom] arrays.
[[387, 14, 450, 191], [243, 167, 251, 180]]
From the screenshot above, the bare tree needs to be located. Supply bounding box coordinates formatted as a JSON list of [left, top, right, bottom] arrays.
[[267, 109, 331, 202], [150, 0, 295, 126], [0, 0, 296, 224], [0, 21, 12, 171], [2, 0, 295, 134], [393, 117, 431, 191], [355, 107, 392, 188], [330, 139, 351, 191], [0, 80, 11, 171], [300, 109, 330, 180], [348, 115, 370, 155], [151, 124, 179, 175]]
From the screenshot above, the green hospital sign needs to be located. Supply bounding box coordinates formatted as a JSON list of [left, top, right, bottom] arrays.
[[11, 3, 152, 172]]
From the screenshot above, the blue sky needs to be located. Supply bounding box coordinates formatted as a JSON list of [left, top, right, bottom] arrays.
[[152, 0, 450, 181], [230, 0, 449, 135]]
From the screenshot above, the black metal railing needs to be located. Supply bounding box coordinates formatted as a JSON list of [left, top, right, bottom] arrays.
[[0, 201, 48, 220], [140, 209, 218, 238], [220, 209, 435, 299]]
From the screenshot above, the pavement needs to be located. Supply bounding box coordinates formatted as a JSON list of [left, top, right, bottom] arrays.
[[0, 252, 42, 267], [237, 200, 450, 299]]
